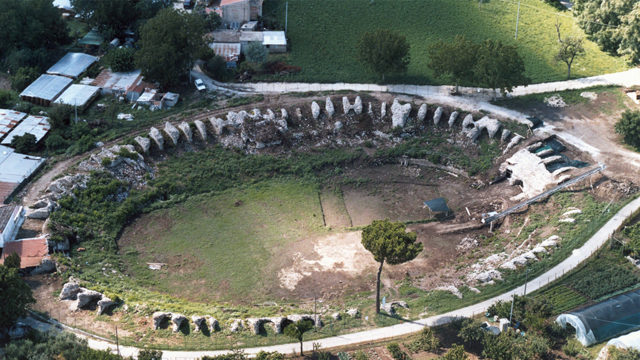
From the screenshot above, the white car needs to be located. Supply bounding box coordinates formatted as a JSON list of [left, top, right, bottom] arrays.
[[194, 78, 206, 91]]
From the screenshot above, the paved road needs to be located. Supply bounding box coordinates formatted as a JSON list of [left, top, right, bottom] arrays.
[[38, 196, 640, 359], [192, 68, 640, 100]]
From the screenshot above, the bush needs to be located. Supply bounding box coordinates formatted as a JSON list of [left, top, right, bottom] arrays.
[[562, 338, 586, 357], [609, 347, 640, 360], [4, 252, 20, 269], [103, 48, 136, 72], [138, 349, 163, 360], [615, 110, 640, 150], [441, 344, 468, 360], [255, 351, 284, 360], [101, 158, 113, 167], [11, 133, 38, 153], [205, 55, 232, 81], [0, 89, 17, 108], [45, 133, 69, 151], [48, 105, 74, 130], [10, 67, 39, 92], [406, 327, 440, 353], [457, 319, 486, 348], [387, 343, 409, 360], [245, 42, 268, 65], [353, 350, 369, 360]]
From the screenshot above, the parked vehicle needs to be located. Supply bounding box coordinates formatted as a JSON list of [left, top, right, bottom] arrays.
[[194, 78, 206, 91]]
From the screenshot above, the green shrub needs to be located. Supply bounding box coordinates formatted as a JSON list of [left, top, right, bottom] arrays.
[[255, 351, 284, 360], [138, 349, 163, 360], [353, 350, 368, 360], [11, 133, 38, 153], [0, 89, 17, 108], [387, 343, 409, 360], [562, 338, 586, 357], [615, 110, 640, 150], [103, 48, 136, 72], [441, 344, 468, 360], [45, 133, 69, 151], [101, 158, 113, 167], [10, 67, 39, 92], [609, 346, 640, 360], [406, 327, 439, 353]]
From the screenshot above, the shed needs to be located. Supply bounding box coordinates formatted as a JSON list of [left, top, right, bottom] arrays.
[[53, 0, 73, 12], [1, 115, 50, 146], [262, 31, 287, 53], [20, 74, 73, 106], [46, 52, 98, 79], [162, 92, 179, 108], [0, 145, 45, 203], [423, 198, 451, 215], [92, 69, 146, 101], [0, 110, 27, 142], [0, 205, 24, 248], [0, 236, 49, 269], [209, 42, 241, 66], [557, 288, 640, 346], [78, 30, 104, 52], [54, 84, 101, 111]]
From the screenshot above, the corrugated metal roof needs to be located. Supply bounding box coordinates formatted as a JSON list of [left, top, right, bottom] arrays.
[[240, 31, 263, 42], [0, 145, 45, 184], [0, 109, 27, 140], [54, 84, 100, 107], [20, 74, 73, 102], [47, 52, 98, 79], [209, 42, 241, 62], [1, 115, 50, 145], [92, 69, 143, 93], [263, 31, 286, 46]]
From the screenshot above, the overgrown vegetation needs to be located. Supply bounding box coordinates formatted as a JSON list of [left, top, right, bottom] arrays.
[[616, 110, 640, 150]]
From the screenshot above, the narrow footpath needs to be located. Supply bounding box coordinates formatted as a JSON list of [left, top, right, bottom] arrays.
[[33, 196, 640, 360]]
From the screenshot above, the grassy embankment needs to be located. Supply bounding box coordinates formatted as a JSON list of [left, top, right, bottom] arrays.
[[259, 0, 627, 84]]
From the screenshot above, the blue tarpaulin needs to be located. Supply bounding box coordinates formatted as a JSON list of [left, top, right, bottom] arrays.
[[423, 198, 450, 213]]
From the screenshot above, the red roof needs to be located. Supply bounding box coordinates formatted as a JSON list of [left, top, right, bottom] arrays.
[[1, 237, 48, 268], [220, 0, 246, 6]]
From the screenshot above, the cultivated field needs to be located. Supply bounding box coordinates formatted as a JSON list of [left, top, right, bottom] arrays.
[[261, 0, 628, 84]]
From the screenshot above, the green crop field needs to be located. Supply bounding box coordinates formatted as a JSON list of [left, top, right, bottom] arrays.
[[260, 0, 628, 84], [120, 179, 327, 303]]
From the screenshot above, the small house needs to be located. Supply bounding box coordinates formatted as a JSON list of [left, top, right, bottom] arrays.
[[262, 31, 287, 53]]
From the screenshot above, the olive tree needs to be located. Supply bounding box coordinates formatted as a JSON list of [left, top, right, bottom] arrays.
[[357, 30, 410, 81], [283, 319, 314, 355], [361, 219, 423, 314]]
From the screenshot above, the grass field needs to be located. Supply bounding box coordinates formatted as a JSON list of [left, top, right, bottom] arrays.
[[260, 0, 628, 84], [120, 179, 327, 303]]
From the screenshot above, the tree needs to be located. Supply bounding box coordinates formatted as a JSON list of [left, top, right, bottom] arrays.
[[473, 40, 530, 98], [135, 8, 207, 88], [103, 48, 136, 72], [11, 133, 37, 153], [361, 219, 423, 313], [245, 42, 268, 66], [555, 36, 586, 79], [138, 349, 163, 360], [0, 264, 34, 330], [0, 90, 16, 108], [428, 35, 478, 93], [357, 30, 410, 81], [0, 0, 69, 60], [202, 11, 222, 32], [205, 55, 232, 81], [441, 344, 469, 360], [48, 105, 74, 130], [4, 252, 20, 269], [615, 110, 640, 149], [10, 67, 40, 92], [283, 319, 314, 355], [619, 3, 640, 65]]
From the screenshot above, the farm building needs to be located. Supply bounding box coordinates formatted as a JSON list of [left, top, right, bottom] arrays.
[[0, 145, 45, 203], [1, 115, 51, 146], [0, 236, 53, 272], [0, 110, 27, 142], [137, 90, 180, 110], [263, 31, 287, 53], [0, 205, 24, 248], [91, 69, 155, 102], [557, 288, 640, 346], [46, 52, 98, 79], [19, 74, 72, 106], [219, 0, 263, 27], [54, 84, 101, 111], [209, 42, 242, 66]]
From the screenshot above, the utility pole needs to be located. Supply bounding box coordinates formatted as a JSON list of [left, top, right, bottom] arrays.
[[509, 294, 515, 326], [285, 2, 288, 33], [115, 325, 120, 356], [523, 266, 529, 297], [515, 0, 521, 40]]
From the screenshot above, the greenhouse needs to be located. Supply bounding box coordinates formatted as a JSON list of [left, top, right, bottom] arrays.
[[556, 288, 640, 346]]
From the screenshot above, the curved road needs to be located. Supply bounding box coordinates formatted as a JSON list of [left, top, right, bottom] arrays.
[[33, 69, 640, 358], [33, 196, 640, 359]]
